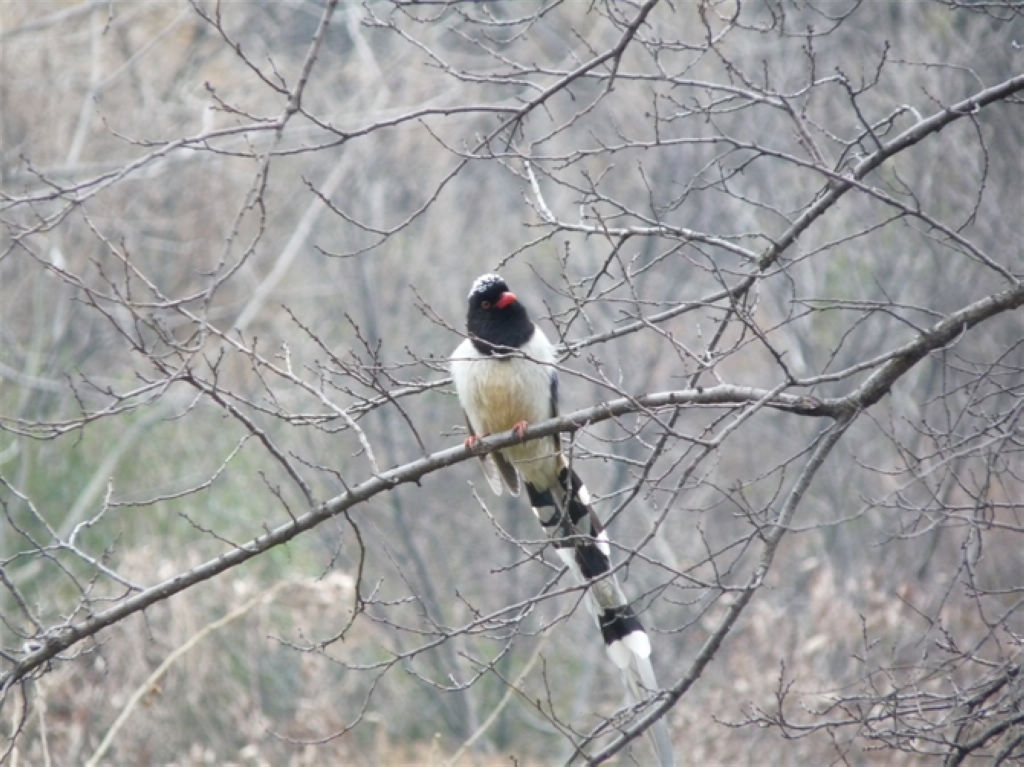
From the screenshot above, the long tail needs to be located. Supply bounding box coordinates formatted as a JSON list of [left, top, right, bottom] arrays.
[[526, 459, 675, 766]]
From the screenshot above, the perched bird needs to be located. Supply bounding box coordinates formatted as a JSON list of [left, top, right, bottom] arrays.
[[451, 274, 673, 765]]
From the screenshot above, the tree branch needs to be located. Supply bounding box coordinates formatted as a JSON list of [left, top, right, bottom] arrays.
[[4, 280, 1020, 694]]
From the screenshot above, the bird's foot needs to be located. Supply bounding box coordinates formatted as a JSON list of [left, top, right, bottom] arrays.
[[511, 420, 529, 440], [464, 434, 484, 451]]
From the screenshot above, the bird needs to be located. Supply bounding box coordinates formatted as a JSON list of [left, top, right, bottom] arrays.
[[450, 273, 674, 765]]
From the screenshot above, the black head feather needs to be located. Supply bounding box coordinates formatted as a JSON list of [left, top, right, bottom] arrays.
[[465, 273, 534, 355]]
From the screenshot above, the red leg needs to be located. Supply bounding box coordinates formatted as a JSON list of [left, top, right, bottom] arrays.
[[464, 434, 484, 450], [511, 420, 529, 439]]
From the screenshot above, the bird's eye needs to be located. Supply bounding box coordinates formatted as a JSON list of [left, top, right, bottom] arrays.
[[481, 300, 491, 309]]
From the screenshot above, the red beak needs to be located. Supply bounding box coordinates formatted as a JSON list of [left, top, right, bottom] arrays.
[[495, 291, 517, 309]]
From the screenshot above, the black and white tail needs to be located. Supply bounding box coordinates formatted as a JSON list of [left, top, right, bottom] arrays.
[[526, 457, 675, 766]]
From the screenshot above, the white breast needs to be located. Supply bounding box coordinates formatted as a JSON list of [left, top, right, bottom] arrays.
[[451, 329, 559, 484]]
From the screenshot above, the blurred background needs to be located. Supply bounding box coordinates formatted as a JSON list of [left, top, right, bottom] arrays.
[[1, 1, 1022, 764]]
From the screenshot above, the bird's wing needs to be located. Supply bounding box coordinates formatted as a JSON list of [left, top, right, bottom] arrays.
[[546, 363, 561, 453]]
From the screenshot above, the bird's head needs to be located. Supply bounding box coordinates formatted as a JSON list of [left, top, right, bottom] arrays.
[[465, 273, 534, 354], [468, 273, 518, 311]]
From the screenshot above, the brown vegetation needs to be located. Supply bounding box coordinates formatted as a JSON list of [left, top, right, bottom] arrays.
[[1, 1, 1022, 764]]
